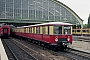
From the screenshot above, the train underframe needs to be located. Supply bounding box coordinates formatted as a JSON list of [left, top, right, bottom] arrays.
[[12, 35, 70, 51], [1, 34, 10, 38]]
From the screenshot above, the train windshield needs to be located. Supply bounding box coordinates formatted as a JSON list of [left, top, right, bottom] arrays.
[[54, 26, 71, 35], [3, 28, 8, 33], [64, 26, 71, 34], [54, 26, 62, 34]]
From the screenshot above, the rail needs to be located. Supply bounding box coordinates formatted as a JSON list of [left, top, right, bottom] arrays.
[[2, 38, 36, 60]]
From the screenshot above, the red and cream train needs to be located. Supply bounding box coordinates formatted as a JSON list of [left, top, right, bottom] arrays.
[[12, 22, 72, 50]]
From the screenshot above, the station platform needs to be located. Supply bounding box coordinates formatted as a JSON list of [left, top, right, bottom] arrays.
[[69, 41, 90, 53], [0, 38, 8, 60]]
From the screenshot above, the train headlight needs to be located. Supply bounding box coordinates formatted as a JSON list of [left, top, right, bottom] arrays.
[[63, 43, 67, 45], [67, 36, 70, 41]]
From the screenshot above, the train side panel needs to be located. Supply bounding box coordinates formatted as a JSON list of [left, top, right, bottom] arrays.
[[42, 35, 72, 45]]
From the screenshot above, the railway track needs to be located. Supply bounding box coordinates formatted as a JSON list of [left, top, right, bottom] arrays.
[[1, 38, 36, 60], [64, 48, 90, 60], [73, 36, 90, 42], [44, 47, 90, 60], [2, 39, 17, 60], [66, 48, 90, 59], [10, 37, 90, 60], [10, 37, 53, 60]]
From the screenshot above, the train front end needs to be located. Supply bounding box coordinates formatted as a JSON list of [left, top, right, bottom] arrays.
[[48, 24, 72, 50], [1, 25, 10, 38]]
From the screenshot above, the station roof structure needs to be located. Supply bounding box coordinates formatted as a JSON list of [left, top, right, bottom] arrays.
[[0, 0, 83, 27]]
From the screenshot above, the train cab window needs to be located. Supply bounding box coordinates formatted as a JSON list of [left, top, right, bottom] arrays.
[[54, 26, 62, 34], [3, 28, 8, 33], [64, 26, 71, 34]]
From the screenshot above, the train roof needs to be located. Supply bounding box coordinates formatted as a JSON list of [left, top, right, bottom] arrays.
[[73, 28, 90, 29], [16, 22, 72, 28], [35, 22, 72, 26]]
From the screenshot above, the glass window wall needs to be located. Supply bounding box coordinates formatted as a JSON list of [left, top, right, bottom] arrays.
[[0, 0, 80, 24]]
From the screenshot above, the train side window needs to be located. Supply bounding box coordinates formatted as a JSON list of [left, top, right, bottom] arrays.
[[75, 30, 76, 32], [22, 28, 24, 33], [18, 28, 19, 32], [36, 27, 40, 34], [33, 27, 35, 33], [72, 30, 74, 32], [54, 26, 59, 34], [25, 28, 27, 33], [77, 30, 80, 32], [19, 28, 21, 32], [14, 29, 15, 32], [29, 28, 30, 33], [17, 29, 18, 32], [31, 27, 33, 33], [19, 28, 20, 32], [82, 30, 86, 32], [45, 26, 49, 34], [31, 28, 32, 33], [26, 28, 27, 33], [42, 26, 46, 34], [15, 29, 16, 32], [29, 28, 32, 33], [59, 26, 62, 34], [16, 29, 17, 32], [20, 28, 21, 32], [87, 30, 89, 33], [27, 28, 28, 33], [27, 28, 29, 33], [18, 29, 19, 32], [21, 28, 22, 33], [24, 28, 26, 33], [33, 27, 36, 34]]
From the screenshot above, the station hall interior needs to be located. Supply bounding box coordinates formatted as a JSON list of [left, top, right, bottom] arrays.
[[0, 0, 90, 60], [0, 0, 83, 28]]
